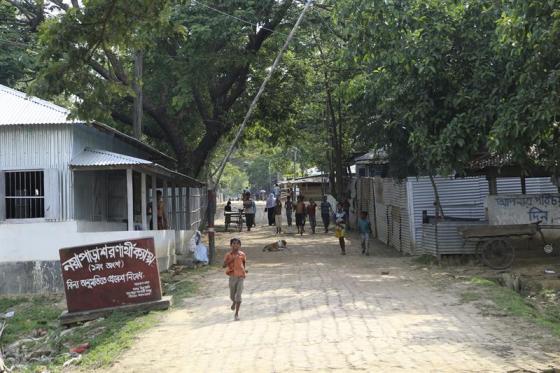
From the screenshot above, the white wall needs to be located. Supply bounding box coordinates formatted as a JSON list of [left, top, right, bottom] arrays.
[[0, 220, 194, 271]]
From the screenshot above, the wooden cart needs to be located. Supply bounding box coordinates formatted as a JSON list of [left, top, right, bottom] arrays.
[[457, 222, 546, 269], [224, 209, 244, 232]]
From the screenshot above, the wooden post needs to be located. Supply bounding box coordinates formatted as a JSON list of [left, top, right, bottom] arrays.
[[521, 176, 527, 194], [141, 172, 147, 230], [126, 169, 134, 231], [152, 175, 158, 230]]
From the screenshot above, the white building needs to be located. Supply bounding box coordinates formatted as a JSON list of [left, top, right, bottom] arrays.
[[0, 85, 205, 294]]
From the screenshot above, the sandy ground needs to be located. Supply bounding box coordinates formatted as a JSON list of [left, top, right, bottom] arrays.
[[91, 225, 560, 372]]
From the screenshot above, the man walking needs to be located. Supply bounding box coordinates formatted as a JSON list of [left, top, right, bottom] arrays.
[[223, 237, 247, 321], [285, 195, 293, 227], [320, 195, 333, 233]]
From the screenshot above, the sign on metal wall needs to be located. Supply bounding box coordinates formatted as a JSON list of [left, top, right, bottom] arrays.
[[59, 238, 162, 313], [487, 194, 560, 225]]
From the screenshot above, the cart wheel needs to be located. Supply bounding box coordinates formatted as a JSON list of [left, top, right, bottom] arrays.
[[481, 239, 515, 269], [475, 240, 485, 260]]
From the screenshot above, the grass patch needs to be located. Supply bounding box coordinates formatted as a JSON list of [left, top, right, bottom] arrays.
[[459, 292, 481, 303], [2, 265, 208, 372], [74, 311, 159, 369], [412, 254, 438, 265], [469, 276, 496, 287], [470, 276, 560, 337], [1, 295, 63, 345]]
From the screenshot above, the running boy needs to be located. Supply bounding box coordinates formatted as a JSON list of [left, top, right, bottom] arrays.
[[223, 237, 247, 321]]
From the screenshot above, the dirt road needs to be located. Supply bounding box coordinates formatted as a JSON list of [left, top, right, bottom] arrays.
[[99, 227, 560, 372]]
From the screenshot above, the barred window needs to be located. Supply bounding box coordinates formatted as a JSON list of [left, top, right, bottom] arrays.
[[5, 171, 45, 219]]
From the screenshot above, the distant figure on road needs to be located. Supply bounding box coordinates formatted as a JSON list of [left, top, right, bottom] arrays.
[[251, 198, 257, 227], [224, 199, 232, 231], [275, 197, 283, 234], [223, 237, 247, 321], [342, 197, 351, 231], [295, 195, 306, 235], [357, 211, 373, 256], [335, 203, 346, 255], [320, 195, 333, 233], [242, 192, 255, 231], [285, 195, 293, 227], [265, 193, 276, 226], [273, 183, 281, 198], [307, 198, 317, 234]]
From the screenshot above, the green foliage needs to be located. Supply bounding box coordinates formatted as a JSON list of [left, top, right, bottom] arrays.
[[337, 0, 502, 176], [0, 2, 38, 87], [220, 163, 249, 197]]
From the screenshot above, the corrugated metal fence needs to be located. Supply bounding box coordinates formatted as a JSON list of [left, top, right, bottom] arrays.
[[357, 177, 413, 254], [355, 176, 558, 256]]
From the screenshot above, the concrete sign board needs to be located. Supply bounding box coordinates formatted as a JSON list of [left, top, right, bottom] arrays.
[[487, 194, 560, 225], [59, 238, 162, 313]]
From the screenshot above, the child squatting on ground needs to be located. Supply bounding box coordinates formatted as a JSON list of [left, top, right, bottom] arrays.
[[223, 237, 247, 321]]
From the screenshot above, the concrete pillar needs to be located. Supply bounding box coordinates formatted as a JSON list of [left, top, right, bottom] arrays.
[[163, 179, 168, 229], [186, 187, 192, 229], [178, 186, 184, 230], [126, 169, 134, 231], [152, 174, 158, 230], [171, 182, 177, 230], [141, 172, 147, 230]]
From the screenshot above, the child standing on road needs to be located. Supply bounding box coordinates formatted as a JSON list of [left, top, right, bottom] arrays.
[[320, 195, 333, 233], [335, 203, 346, 255], [285, 195, 293, 227], [357, 211, 373, 256], [306, 198, 317, 234], [275, 197, 283, 234], [295, 195, 306, 235], [223, 237, 247, 321]]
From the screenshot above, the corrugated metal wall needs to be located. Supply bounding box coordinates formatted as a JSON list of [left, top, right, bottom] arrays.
[[408, 176, 557, 253], [0, 124, 73, 221], [355, 175, 558, 255], [357, 177, 413, 254]]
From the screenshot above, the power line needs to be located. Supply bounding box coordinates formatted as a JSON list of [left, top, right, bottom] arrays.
[[191, 0, 300, 42]]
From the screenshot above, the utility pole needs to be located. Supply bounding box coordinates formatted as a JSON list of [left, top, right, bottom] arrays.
[[207, 0, 314, 264]]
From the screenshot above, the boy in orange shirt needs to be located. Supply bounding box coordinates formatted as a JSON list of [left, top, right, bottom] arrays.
[[223, 237, 247, 321]]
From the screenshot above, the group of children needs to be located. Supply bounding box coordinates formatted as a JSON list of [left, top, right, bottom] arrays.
[[279, 194, 374, 257]]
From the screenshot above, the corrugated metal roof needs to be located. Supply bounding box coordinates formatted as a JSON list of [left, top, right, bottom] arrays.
[[354, 148, 388, 164], [0, 84, 80, 125], [0, 85, 175, 164], [279, 175, 329, 185], [70, 148, 205, 187], [70, 148, 152, 167]]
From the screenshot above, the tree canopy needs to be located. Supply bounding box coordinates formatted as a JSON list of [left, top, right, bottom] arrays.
[[4, 0, 560, 187]]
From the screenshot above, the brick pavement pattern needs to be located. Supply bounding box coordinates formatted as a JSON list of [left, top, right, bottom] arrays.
[[101, 227, 560, 372]]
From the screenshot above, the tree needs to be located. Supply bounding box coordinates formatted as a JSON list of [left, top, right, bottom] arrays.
[[30, 0, 298, 177], [336, 0, 503, 177], [0, 2, 39, 86]]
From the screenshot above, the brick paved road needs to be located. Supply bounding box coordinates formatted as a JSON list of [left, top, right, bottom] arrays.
[[103, 227, 560, 372]]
